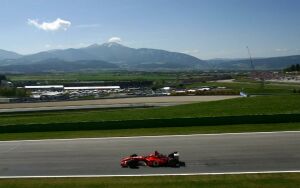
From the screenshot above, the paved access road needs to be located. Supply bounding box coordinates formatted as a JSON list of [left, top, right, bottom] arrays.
[[0, 96, 239, 113], [0, 132, 299, 177]]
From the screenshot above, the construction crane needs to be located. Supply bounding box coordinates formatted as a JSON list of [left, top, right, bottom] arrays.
[[246, 46, 266, 90], [246, 46, 255, 70]]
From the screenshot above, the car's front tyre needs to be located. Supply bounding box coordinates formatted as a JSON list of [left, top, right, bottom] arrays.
[[126, 160, 139, 169]]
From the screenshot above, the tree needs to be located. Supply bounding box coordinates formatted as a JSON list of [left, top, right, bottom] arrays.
[[0, 74, 6, 81], [291, 65, 296, 71], [284, 64, 300, 72]]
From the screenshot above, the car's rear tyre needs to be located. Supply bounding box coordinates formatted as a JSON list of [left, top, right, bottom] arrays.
[[179, 161, 186, 167], [168, 159, 179, 167]]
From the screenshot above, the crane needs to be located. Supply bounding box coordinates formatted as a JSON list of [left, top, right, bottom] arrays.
[[246, 46, 255, 70]]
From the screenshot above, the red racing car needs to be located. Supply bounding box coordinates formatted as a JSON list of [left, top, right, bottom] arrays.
[[120, 151, 185, 168]]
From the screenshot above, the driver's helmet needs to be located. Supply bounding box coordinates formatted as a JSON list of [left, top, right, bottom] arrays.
[[173, 152, 179, 160]]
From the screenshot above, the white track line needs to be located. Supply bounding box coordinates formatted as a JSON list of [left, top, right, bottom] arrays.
[[0, 170, 300, 179], [0, 130, 300, 143]]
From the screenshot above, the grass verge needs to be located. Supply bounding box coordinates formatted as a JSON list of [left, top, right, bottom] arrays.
[[0, 173, 299, 188], [0, 122, 299, 141], [1, 95, 300, 125]]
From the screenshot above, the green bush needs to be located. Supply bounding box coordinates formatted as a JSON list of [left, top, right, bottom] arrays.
[[293, 89, 300, 93], [0, 87, 28, 97]]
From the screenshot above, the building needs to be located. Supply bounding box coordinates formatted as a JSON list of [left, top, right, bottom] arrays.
[[24, 85, 64, 91], [64, 86, 120, 90]]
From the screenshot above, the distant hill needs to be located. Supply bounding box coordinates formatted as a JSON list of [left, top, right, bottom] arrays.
[[0, 49, 22, 60], [208, 55, 300, 70]]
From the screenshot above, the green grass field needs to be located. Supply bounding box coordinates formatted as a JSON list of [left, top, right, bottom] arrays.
[[0, 173, 299, 188], [1, 95, 300, 125], [7, 72, 181, 81], [1, 95, 300, 140]]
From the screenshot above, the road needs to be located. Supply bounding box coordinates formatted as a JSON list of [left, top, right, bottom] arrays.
[[0, 132, 299, 177], [0, 96, 239, 113], [0, 103, 176, 113]]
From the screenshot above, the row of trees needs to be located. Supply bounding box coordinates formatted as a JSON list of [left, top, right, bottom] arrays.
[[284, 64, 300, 72]]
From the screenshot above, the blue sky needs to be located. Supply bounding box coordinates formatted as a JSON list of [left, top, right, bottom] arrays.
[[0, 0, 300, 59]]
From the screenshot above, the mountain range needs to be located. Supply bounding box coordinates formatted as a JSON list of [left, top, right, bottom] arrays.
[[0, 49, 22, 60], [0, 42, 208, 72], [0, 42, 299, 73]]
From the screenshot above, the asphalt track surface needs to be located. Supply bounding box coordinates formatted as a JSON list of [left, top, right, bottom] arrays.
[[0, 96, 239, 113], [0, 132, 299, 177], [0, 103, 175, 113]]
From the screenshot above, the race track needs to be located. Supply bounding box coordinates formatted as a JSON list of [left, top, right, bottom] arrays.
[[0, 132, 299, 177]]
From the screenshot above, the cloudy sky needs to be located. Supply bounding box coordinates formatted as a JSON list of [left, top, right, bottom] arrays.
[[0, 0, 300, 59]]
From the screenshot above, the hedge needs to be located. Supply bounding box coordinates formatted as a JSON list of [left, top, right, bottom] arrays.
[[1, 113, 300, 133]]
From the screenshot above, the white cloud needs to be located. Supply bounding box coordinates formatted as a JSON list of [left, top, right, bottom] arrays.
[[183, 49, 199, 54], [28, 18, 71, 31], [78, 43, 86, 46], [108, 37, 122, 43], [275, 48, 289, 52], [43, 43, 88, 50]]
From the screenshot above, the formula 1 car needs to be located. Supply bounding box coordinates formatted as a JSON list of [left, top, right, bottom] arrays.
[[120, 151, 185, 168]]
